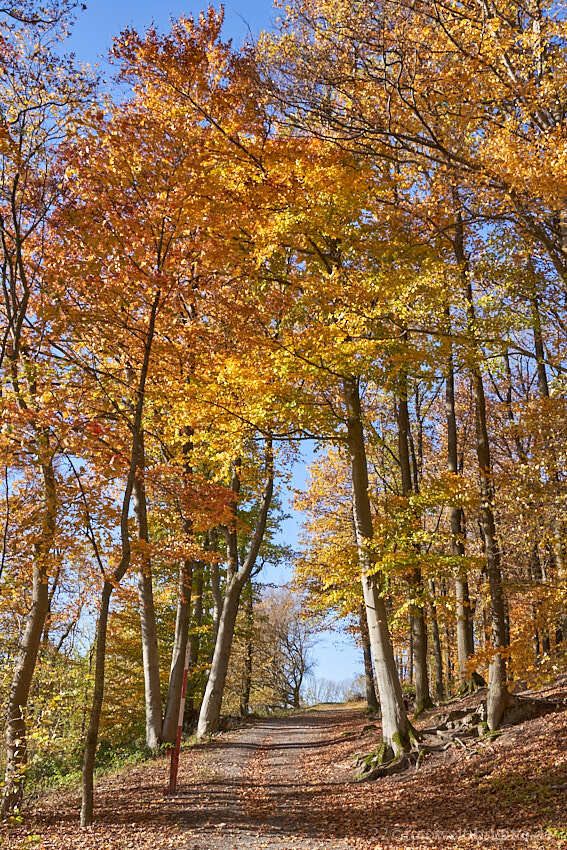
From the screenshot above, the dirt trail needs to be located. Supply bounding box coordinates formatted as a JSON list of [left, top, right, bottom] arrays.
[[171, 709, 357, 849], [4, 698, 566, 849]]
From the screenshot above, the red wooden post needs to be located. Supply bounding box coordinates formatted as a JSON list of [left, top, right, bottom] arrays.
[[167, 638, 191, 794]]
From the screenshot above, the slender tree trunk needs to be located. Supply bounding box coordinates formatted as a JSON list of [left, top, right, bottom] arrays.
[[472, 358, 510, 729], [209, 554, 223, 653], [80, 580, 112, 827], [343, 377, 411, 756], [529, 275, 550, 399], [429, 581, 444, 702], [80, 287, 160, 826], [240, 580, 254, 717], [134, 439, 162, 753], [442, 579, 454, 694], [397, 379, 432, 714], [184, 564, 204, 727], [41, 565, 61, 647], [359, 603, 379, 712], [2, 438, 56, 817], [455, 214, 510, 729], [410, 593, 431, 713], [408, 619, 414, 685], [162, 558, 193, 743], [197, 443, 274, 738], [198, 579, 242, 736], [529, 277, 567, 642], [503, 349, 551, 659], [445, 315, 476, 687]]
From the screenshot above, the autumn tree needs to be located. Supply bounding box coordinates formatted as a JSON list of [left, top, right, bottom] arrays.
[[0, 0, 93, 816]]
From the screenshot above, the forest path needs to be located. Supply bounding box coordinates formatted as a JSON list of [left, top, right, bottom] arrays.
[[6, 693, 567, 850], [172, 707, 360, 849]]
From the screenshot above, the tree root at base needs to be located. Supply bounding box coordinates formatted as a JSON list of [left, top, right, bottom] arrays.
[[354, 692, 566, 782]]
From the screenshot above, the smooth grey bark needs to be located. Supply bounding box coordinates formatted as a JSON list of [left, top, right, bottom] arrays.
[[359, 603, 379, 712], [162, 558, 193, 743], [197, 442, 274, 738], [397, 379, 432, 714], [343, 377, 411, 755], [81, 288, 160, 827], [133, 435, 163, 753], [198, 577, 241, 734], [2, 435, 56, 817], [454, 214, 510, 730]]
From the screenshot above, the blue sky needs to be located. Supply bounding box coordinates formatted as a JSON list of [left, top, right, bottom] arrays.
[[68, 0, 278, 64], [67, 0, 363, 688]]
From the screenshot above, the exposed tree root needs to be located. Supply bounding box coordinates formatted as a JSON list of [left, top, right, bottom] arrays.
[[359, 751, 418, 781], [355, 691, 566, 782]]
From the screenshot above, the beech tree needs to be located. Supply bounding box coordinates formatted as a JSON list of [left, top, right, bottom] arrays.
[[0, 0, 93, 816], [1, 0, 565, 825]]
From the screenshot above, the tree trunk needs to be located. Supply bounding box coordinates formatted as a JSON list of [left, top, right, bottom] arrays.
[[80, 286, 160, 826], [197, 442, 274, 738], [343, 377, 411, 756], [209, 553, 223, 652], [429, 581, 444, 702], [359, 603, 379, 712], [455, 213, 510, 729], [529, 276, 567, 642], [184, 564, 204, 727], [134, 444, 162, 753], [472, 360, 510, 729], [397, 379, 433, 715], [442, 580, 454, 694], [80, 580, 112, 827], [240, 580, 254, 717], [162, 558, 193, 743], [198, 578, 242, 736], [408, 618, 414, 684], [2, 440, 56, 817], [445, 315, 476, 687], [2, 568, 49, 817], [529, 275, 550, 399]]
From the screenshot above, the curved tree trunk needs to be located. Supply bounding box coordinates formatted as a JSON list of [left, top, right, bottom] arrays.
[[343, 377, 411, 756], [197, 442, 274, 738], [2, 438, 56, 818], [81, 580, 112, 827], [80, 286, 160, 826]]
